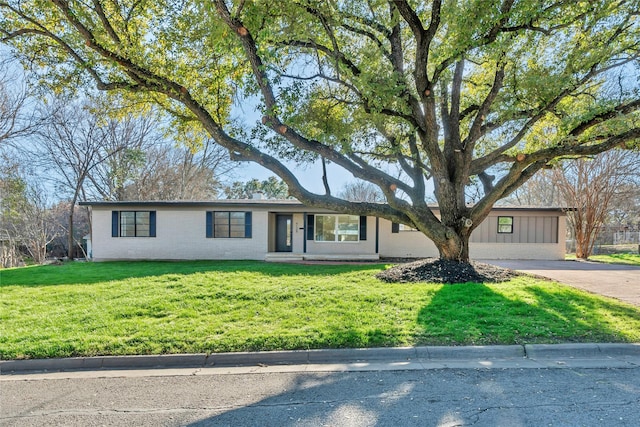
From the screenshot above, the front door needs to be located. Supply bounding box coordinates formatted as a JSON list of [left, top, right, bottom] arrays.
[[275, 214, 293, 252]]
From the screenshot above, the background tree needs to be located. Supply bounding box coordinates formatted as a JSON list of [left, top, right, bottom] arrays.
[[48, 200, 90, 258], [33, 98, 132, 258], [12, 182, 59, 264], [0, 157, 59, 265], [120, 138, 233, 201], [3, 0, 639, 267], [503, 169, 564, 207], [553, 150, 640, 259], [84, 103, 156, 201], [339, 181, 385, 202], [608, 182, 640, 231], [224, 176, 289, 199], [0, 57, 38, 146], [0, 154, 27, 266]]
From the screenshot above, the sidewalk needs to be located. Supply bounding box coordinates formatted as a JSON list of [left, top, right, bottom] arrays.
[[2, 343, 639, 378]]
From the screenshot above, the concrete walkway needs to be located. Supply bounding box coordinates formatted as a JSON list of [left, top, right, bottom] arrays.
[[483, 259, 640, 306]]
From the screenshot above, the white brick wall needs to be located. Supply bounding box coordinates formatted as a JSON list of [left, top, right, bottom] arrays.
[[91, 206, 268, 261]]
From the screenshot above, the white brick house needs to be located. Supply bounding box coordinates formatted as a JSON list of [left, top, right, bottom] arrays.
[[80, 200, 566, 261]]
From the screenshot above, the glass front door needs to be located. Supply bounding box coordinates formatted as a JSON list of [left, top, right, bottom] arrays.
[[275, 214, 293, 252]]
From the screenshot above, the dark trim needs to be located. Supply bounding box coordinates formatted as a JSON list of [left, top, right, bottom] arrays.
[[206, 211, 213, 238], [149, 211, 156, 237], [375, 217, 379, 254], [306, 214, 315, 241], [359, 216, 367, 240], [79, 200, 569, 213], [80, 200, 304, 209], [303, 213, 307, 253], [245, 212, 252, 238], [111, 211, 118, 237]]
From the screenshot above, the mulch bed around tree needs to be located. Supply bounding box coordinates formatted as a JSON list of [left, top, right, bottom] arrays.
[[376, 258, 524, 284]]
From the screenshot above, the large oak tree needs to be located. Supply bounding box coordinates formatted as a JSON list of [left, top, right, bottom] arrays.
[[3, 0, 639, 262]]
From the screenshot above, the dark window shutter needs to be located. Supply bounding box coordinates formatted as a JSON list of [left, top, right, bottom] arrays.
[[244, 212, 252, 238], [359, 216, 367, 240], [206, 211, 213, 238], [112, 211, 119, 237], [391, 222, 399, 233], [306, 214, 314, 240], [149, 211, 156, 237]]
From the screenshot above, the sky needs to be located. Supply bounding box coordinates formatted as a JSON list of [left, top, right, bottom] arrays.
[[229, 96, 358, 195]]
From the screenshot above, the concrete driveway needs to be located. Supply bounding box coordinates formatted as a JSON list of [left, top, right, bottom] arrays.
[[483, 259, 640, 306]]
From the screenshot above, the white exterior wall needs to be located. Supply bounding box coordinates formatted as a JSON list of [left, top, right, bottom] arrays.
[[469, 242, 564, 260], [378, 220, 439, 258], [90, 206, 268, 261], [292, 213, 306, 253]]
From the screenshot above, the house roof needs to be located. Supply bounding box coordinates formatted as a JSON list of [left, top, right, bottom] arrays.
[[79, 199, 303, 208], [79, 199, 568, 212]]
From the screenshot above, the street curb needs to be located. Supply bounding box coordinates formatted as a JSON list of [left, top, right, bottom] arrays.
[[525, 343, 640, 359], [2, 343, 639, 374]]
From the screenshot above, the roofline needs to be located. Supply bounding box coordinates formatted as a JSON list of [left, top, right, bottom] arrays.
[[79, 199, 305, 208], [488, 206, 571, 212], [79, 200, 569, 212]]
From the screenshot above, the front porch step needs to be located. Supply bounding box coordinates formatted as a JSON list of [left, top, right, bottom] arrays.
[[303, 254, 379, 261], [264, 253, 304, 262]]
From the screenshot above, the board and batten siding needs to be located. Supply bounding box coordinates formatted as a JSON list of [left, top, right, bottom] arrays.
[[468, 210, 565, 259], [379, 209, 565, 260], [470, 215, 558, 244]]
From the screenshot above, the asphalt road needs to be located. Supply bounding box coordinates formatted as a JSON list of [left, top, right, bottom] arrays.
[[2, 364, 640, 427], [484, 259, 640, 306]]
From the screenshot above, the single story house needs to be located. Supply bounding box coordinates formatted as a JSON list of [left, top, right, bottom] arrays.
[[79, 200, 566, 261]]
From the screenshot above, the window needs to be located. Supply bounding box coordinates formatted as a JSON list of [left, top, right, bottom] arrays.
[[111, 211, 156, 237], [391, 222, 417, 233], [498, 216, 514, 233], [315, 215, 360, 242], [206, 211, 252, 238], [399, 223, 418, 232]]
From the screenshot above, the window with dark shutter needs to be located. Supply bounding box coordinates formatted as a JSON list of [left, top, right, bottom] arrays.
[[209, 211, 252, 238], [112, 211, 155, 237]]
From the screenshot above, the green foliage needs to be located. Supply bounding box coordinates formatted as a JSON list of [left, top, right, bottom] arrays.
[[2, 0, 639, 261], [224, 176, 289, 199], [1, 261, 639, 359], [0, 174, 27, 219]]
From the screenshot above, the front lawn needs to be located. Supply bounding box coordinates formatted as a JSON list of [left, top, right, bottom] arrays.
[[1, 261, 639, 359], [586, 253, 640, 266]]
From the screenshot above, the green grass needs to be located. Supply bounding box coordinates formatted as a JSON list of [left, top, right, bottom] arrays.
[[565, 253, 640, 266], [585, 253, 640, 266], [1, 261, 639, 359]]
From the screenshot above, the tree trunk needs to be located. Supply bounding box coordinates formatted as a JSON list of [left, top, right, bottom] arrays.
[[435, 230, 471, 263]]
